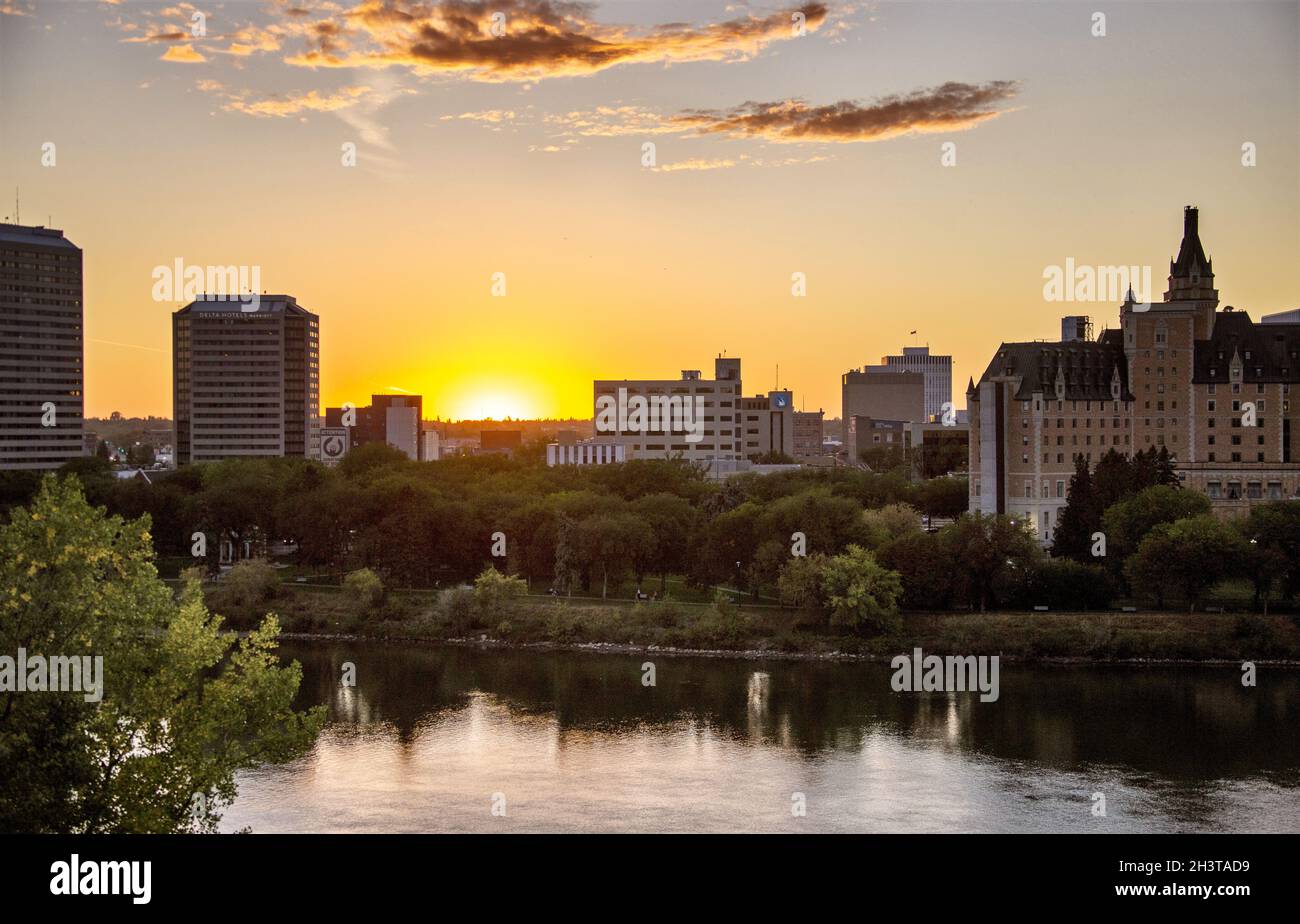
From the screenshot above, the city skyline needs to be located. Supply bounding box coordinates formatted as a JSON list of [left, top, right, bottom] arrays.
[[2, 1, 1298, 421]]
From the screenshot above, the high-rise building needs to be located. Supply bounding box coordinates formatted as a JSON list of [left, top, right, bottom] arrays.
[[879, 346, 953, 422], [0, 224, 84, 469], [840, 368, 925, 444], [969, 207, 1300, 543], [173, 295, 319, 465]]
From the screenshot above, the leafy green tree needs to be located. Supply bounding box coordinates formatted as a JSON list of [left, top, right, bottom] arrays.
[[632, 492, 695, 593], [913, 476, 970, 519], [575, 512, 653, 598], [943, 513, 1042, 612], [777, 552, 830, 621], [1100, 484, 1211, 576], [879, 530, 954, 610], [0, 476, 322, 833], [1237, 501, 1300, 613], [819, 545, 903, 635], [1125, 515, 1247, 612], [861, 502, 923, 550]]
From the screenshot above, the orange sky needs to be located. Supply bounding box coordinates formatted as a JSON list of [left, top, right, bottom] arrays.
[[2, 1, 1297, 420]]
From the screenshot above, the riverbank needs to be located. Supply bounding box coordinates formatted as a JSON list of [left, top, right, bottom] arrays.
[[215, 586, 1300, 664]]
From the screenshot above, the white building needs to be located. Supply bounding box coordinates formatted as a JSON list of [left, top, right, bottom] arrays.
[[546, 441, 626, 466]]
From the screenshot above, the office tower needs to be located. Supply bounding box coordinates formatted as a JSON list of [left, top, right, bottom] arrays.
[[879, 346, 953, 422], [0, 224, 84, 470], [173, 295, 319, 465]]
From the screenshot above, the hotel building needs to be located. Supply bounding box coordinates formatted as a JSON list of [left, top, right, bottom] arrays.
[[0, 224, 84, 469], [173, 295, 320, 465], [969, 207, 1300, 541]]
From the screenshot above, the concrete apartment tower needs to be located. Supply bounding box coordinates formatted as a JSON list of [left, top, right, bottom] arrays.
[[0, 224, 84, 469], [173, 295, 319, 465]]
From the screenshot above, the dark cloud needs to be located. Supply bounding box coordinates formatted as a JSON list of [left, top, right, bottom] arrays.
[[287, 0, 830, 80], [672, 81, 1021, 143]]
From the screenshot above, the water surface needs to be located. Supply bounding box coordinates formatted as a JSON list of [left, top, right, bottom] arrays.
[[221, 641, 1300, 833]]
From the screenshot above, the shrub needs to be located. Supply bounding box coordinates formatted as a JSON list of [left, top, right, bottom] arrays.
[[473, 567, 528, 613], [343, 568, 385, 609], [442, 586, 478, 636], [217, 558, 280, 609]]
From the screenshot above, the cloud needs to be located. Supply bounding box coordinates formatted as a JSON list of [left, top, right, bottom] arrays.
[[219, 85, 373, 117], [653, 157, 737, 172], [123, 30, 189, 43], [162, 43, 208, 63], [670, 81, 1021, 143], [283, 0, 829, 81]]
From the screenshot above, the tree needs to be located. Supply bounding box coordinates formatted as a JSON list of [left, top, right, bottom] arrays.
[[1237, 501, 1300, 613], [777, 553, 830, 620], [1125, 515, 1247, 612], [575, 513, 653, 598], [1100, 484, 1211, 576], [631, 493, 695, 593], [0, 476, 322, 833], [1050, 454, 1096, 560], [943, 513, 1042, 612], [913, 477, 970, 520], [819, 545, 903, 635], [879, 531, 954, 610], [861, 503, 922, 550]]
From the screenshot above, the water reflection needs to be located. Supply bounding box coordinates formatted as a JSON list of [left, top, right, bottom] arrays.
[[221, 641, 1300, 833]]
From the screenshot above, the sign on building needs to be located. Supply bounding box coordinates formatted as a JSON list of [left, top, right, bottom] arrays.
[[319, 427, 349, 466]]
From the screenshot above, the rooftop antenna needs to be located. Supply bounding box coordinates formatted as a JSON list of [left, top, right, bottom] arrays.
[[14, 188, 18, 224], [775, 364, 779, 390]]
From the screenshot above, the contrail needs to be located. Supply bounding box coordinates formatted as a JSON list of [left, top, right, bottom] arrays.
[[88, 338, 167, 354]]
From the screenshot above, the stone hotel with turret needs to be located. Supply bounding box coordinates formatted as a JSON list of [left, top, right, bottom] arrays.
[[969, 207, 1300, 543]]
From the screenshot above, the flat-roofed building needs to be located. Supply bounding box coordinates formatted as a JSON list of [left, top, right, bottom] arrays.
[[879, 346, 953, 422], [173, 294, 319, 465], [0, 223, 84, 469], [793, 409, 824, 460], [739, 389, 794, 460], [841, 368, 925, 445], [593, 356, 743, 464]]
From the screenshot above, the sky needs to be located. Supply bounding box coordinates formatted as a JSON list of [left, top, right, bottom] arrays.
[[1, 0, 1298, 421]]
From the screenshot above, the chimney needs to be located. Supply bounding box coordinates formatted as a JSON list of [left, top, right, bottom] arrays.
[[1184, 205, 1198, 238]]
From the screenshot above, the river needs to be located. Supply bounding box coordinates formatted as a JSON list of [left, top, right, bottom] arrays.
[[220, 640, 1300, 833]]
